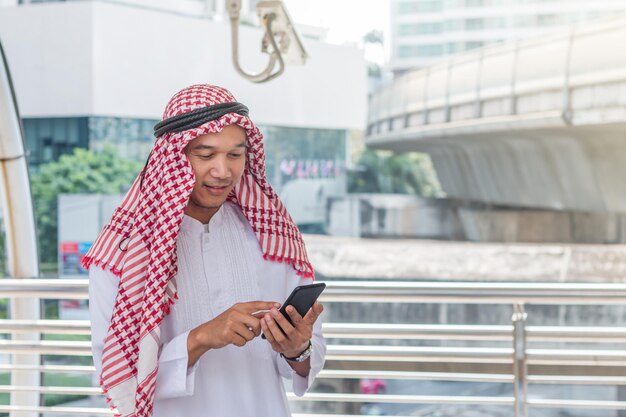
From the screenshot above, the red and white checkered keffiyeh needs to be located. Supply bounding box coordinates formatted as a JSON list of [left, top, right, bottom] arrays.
[[83, 84, 314, 417]]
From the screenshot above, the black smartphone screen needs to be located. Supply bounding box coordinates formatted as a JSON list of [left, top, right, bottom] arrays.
[[279, 282, 326, 325], [261, 282, 326, 338]]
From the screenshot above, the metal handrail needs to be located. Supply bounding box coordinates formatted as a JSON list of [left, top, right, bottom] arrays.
[[0, 279, 625, 416], [287, 392, 515, 406], [322, 323, 513, 340], [326, 345, 513, 363], [0, 319, 90, 334], [317, 370, 514, 383], [5, 279, 626, 303]]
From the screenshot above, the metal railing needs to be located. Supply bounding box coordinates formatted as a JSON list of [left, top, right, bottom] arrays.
[[0, 279, 626, 416]]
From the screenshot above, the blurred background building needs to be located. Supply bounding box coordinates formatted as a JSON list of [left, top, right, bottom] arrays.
[[390, 0, 626, 74], [0, 0, 366, 236]]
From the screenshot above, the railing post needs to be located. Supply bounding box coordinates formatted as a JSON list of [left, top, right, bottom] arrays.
[[512, 303, 528, 417], [0, 40, 41, 417]]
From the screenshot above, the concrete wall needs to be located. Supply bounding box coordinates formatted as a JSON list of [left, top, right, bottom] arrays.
[[426, 126, 626, 213], [327, 194, 465, 240], [459, 207, 626, 244], [304, 233, 626, 282]]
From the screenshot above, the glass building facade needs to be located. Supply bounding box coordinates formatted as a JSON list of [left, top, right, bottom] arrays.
[[22, 117, 348, 192], [390, 0, 626, 73]]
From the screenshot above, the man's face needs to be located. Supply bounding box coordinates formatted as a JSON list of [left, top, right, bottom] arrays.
[[184, 124, 247, 223]]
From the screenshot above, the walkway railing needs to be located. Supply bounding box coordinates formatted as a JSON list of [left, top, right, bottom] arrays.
[[1, 279, 626, 416]]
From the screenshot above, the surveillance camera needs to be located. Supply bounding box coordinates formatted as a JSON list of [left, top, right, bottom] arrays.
[[256, 0, 308, 65]]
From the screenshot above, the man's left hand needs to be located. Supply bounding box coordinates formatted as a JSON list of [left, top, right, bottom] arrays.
[[261, 302, 324, 358]]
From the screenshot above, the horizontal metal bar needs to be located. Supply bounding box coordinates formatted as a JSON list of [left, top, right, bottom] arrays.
[[4, 279, 626, 304], [322, 323, 513, 341], [318, 370, 513, 383], [527, 375, 626, 385], [527, 349, 626, 366], [0, 385, 100, 395], [0, 319, 90, 334], [0, 364, 95, 373], [293, 415, 415, 417], [528, 399, 626, 410], [0, 340, 92, 355], [0, 279, 89, 300], [322, 281, 626, 304], [287, 392, 514, 406], [0, 405, 113, 415], [526, 326, 626, 342], [326, 345, 513, 364]]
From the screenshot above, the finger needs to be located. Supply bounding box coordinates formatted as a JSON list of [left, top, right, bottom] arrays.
[[271, 308, 297, 338], [233, 322, 256, 342], [240, 301, 281, 314], [264, 314, 287, 344], [239, 314, 262, 337], [261, 317, 280, 348], [285, 305, 304, 327], [303, 302, 324, 325], [232, 333, 247, 347]]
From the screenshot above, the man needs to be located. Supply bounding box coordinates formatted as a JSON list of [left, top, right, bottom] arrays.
[[86, 84, 326, 417]]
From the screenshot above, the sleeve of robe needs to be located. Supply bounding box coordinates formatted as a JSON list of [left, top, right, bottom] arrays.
[[273, 268, 327, 397], [88, 265, 200, 399]]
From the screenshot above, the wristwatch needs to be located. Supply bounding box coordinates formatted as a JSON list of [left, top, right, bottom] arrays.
[[281, 341, 313, 362]]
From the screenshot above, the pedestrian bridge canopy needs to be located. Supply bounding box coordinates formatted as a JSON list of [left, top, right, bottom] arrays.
[[367, 16, 626, 213]]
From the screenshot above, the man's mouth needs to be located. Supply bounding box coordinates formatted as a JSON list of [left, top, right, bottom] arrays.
[[203, 184, 230, 196]]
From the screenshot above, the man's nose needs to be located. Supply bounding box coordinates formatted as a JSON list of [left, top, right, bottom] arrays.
[[209, 156, 230, 178]]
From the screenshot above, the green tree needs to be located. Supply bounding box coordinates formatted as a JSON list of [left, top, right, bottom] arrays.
[[363, 30, 383, 45], [348, 149, 445, 198], [31, 146, 142, 266], [363, 30, 384, 78]]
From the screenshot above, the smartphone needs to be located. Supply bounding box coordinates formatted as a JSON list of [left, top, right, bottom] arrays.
[[261, 282, 326, 339]]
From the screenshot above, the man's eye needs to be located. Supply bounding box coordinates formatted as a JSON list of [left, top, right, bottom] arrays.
[[229, 153, 244, 159], [198, 154, 214, 160]]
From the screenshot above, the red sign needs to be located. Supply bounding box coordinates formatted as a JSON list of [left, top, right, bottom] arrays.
[[60, 242, 79, 253]]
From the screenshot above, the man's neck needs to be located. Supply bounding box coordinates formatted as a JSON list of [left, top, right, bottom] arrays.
[[184, 203, 221, 225]]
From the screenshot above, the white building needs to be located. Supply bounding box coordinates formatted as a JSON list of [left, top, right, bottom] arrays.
[[0, 0, 367, 230], [1, 0, 256, 20], [390, 0, 626, 73], [0, 0, 365, 160]]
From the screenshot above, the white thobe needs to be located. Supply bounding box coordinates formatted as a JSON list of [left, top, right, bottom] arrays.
[[89, 201, 326, 417]]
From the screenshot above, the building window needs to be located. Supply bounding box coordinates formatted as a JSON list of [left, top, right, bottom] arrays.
[[88, 117, 158, 162], [23, 117, 89, 168], [446, 42, 461, 54], [537, 14, 557, 27], [444, 19, 463, 31], [398, 0, 443, 14], [399, 22, 443, 36], [399, 44, 444, 58], [513, 15, 533, 28], [259, 126, 347, 190], [465, 41, 484, 50], [465, 18, 484, 30]]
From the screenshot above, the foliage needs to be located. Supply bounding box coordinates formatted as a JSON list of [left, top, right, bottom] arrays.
[[363, 29, 383, 45], [30, 146, 142, 265], [348, 149, 445, 198]]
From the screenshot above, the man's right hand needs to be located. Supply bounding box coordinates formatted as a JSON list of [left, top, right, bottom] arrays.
[[191, 301, 280, 351]]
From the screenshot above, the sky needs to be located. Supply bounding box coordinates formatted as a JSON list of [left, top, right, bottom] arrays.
[[282, 0, 390, 64]]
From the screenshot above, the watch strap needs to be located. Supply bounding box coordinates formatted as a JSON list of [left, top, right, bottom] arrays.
[[281, 341, 312, 362]]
